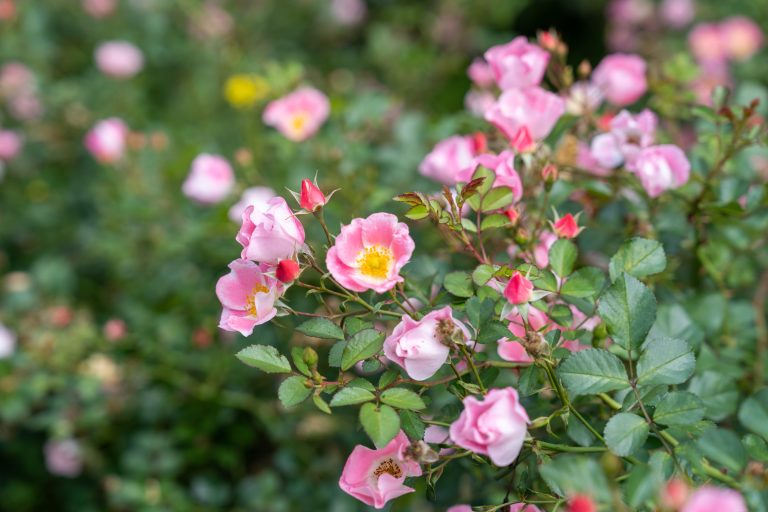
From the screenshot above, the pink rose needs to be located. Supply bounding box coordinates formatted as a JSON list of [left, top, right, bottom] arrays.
[[660, 0, 695, 28], [692, 61, 732, 106], [464, 90, 496, 117], [592, 54, 647, 106], [419, 134, 482, 185], [510, 504, 543, 512], [0, 129, 23, 162], [566, 81, 604, 115], [485, 87, 566, 142], [182, 154, 235, 204], [661, 479, 689, 509], [628, 144, 690, 197], [508, 307, 552, 339], [720, 16, 764, 62], [383, 306, 471, 380], [82, 0, 117, 17], [299, 178, 327, 212], [504, 272, 533, 305], [681, 486, 747, 512], [44, 439, 83, 477], [84, 117, 128, 164], [689, 23, 728, 63], [228, 186, 276, 222], [216, 259, 284, 336], [576, 142, 612, 177], [484, 36, 550, 90], [497, 340, 534, 364], [448, 507, 473, 512], [589, 133, 624, 169], [263, 86, 330, 142], [103, 318, 127, 341], [326, 212, 415, 293], [330, 0, 367, 26], [449, 387, 529, 466], [610, 108, 657, 164], [0, 61, 34, 96], [467, 58, 495, 88], [94, 41, 144, 79], [458, 150, 523, 201], [237, 197, 305, 263], [338, 431, 422, 509], [568, 495, 597, 512]]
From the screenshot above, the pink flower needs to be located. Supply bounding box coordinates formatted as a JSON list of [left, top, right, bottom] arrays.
[[44, 439, 83, 477], [424, 425, 450, 445], [510, 126, 536, 153], [182, 154, 235, 204], [561, 339, 590, 353], [467, 58, 495, 88], [566, 81, 604, 115], [592, 54, 647, 106], [464, 90, 496, 117], [339, 431, 422, 509], [458, 150, 523, 201], [510, 504, 543, 512], [82, 0, 117, 17], [448, 506, 473, 512], [504, 272, 533, 305], [299, 178, 327, 211], [275, 259, 300, 283], [533, 231, 558, 268], [508, 307, 552, 339], [681, 486, 746, 512], [589, 133, 624, 169], [237, 196, 305, 263], [0, 323, 16, 359], [497, 340, 534, 364], [0, 129, 22, 162], [576, 142, 612, 177], [419, 134, 483, 185], [628, 145, 690, 197], [383, 306, 470, 380], [0, 62, 34, 96], [228, 186, 276, 222], [610, 108, 657, 164], [484, 36, 550, 90], [660, 0, 695, 28], [720, 16, 764, 62], [263, 86, 330, 142], [103, 318, 126, 341], [326, 212, 415, 293], [94, 41, 144, 79], [330, 0, 367, 26], [553, 213, 580, 238], [692, 61, 732, 106], [216, 259, 284, 336], [449, 387, 530, 466], [485, 87, 565, 142], [661, 479, 689, 509], [84, 117, 128, 164], [689, 23, 728, 63]]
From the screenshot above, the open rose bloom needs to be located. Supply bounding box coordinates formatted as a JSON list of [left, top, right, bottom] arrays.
[[419, 134, 485, 185], [591, 53, 647, 106], [326, 212, 414, 293], [262, 86, 330, 141], [484, 36, 550, 90], [485, 87, 566, 142], [182, 153, 235, 204], [216, 259, 284, 336], [237, 196, 305, 263], [339, 431, 422, 509]]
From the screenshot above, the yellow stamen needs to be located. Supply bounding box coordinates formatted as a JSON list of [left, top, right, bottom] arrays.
[[245, 283, 270, 316], [288, 113, 309, 136], [358, 246, 393, 279]]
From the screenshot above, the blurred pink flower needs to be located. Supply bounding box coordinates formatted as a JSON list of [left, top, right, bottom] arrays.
[[689, 23, 728, 63], [510, 504, 544, 512], [0, 61, 33, 96], [610, 108, 657, 164], [82, 0, 117, 17], [660, 0, 695, 28], [681, 486, 746, 512], [484, 36, 550, 90], [576, 142, 612, 177], [692, 61, 732, 105], [0, 323, 16, 359], [330, 0, 367, 26], [237, 197, 305, 263], [103, 318, 126, 341], [628, 144, 691, 197], [419, 134, 484, 185], [566, 81, 604, 115], [95, 41, 144, 79], [182, 153, 235, 204], [216, 259, 284, 336], [592, 53, 647, 106], [590, 132, 624, 169], [485, 87, 565, 141], [84, 117, 128, 164], [497, 340, 534, 364], [607, 0, 653, 25], [720, 16, 764, 62], [228, 186, 276, 222], [189, 1, 233, 40], [9, 93, 43, 120], [263, 86, 330, 141], [464, 89, 496, 117], [44, 439, 83, 478], [0, 129, 22, 162], [467, 58, 495, 88]]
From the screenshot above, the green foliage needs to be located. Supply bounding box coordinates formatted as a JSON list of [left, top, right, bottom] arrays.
[[236, 345, 292, 373]]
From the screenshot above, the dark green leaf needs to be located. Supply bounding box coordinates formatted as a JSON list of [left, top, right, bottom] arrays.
[[381, 388, 426, 410], [444, 271, 474, 298], [697, 428, 747, 473], [561, 267, 605, 298], [341, 329, 384, 371], [653, 391, 705, 426], [598, 273, 656, 351], [604, 413, 649, 456], [330, 387, 376, 407], [609, 238, 667, 281], [636, 338, 695, 387], [558, 349, 629, 396], [738, 389, 768, 441]]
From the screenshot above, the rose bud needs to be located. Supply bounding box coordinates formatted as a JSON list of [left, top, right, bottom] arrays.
[[542, 163, 558, 183], [276, 259, 301, 283], [300, 178, 327, 212], [553, 213, 581, 238], [504, 271, 533, 305], [568, 495, 597, 512], [505, 206, 520, 225]]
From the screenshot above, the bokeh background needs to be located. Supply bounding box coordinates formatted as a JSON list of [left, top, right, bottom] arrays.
[[0, 0, 766, 510]]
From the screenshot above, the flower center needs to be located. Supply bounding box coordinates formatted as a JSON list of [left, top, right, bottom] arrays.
[[245, 283, 270, 316], [288, 112, 309, 136], [372, 457, 403, 479], [358, 246, 393, 279]]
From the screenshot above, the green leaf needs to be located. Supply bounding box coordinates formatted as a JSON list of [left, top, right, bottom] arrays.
[[558, 349, 629, 396], [444, 271, 474, 298], [328, 341, 345, 367], [380, 388, 426, 410], [689, 371, 739, 421], [341, 329, 384, 371], [697, 428, 747, 473], [400, 410, 426, 440], [477, 321, 513, 345], [291, 347, 311, 377], [480, 213, 509, 230], [604, 413, 650, 456], [653, 391, 706, 426], [295, 318, 345, 340], [472, 265, 496, 286], [636, 338, 695, 387], [236, 345, 292, 374], [360, 403, 400, 447], [278, 376, 312, 407], [405, 205, 429, 220], [738, 389, 768, 440], [549, 239, 577, 277], [481, 187, 514, 212], [312, 394, 331, 414], [609, 238, 667, 282], [561, 267, 605, 298], [378, 370, 399, 389], [330, 387, 376, 407], [597, 273, 656, 351], [540, 456, 611, 503], [465, 296, 494, 328]]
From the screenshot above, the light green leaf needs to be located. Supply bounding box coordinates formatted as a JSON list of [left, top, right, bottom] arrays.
[[598, 273, 656, 351], [558, 349, 630, 396], [653, 391, 705, 426], [561, 267, 605, 298], [472, 265, 496, 286], [444, 271, 474, 298], [330, 387, 376, 407], [480, 213, 510, 230], [738, 389, 768, 440], [380, 388, 426, 410], [236, 345, 292, 373], [278, 376, 312, 407], [291, 347, 311, 377], [481, 187, 514, 212], [295, 318, 345, 340], [360, 403, 400, 447], [609, 238, 667, 282], [604, 413, 649, 456], [341, 329, 384, 371], [549, 239, 577, 277], [636, 338, 694, 387]]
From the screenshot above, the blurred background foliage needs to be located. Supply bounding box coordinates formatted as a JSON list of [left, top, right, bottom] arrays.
[[0, 0, 766, 510]]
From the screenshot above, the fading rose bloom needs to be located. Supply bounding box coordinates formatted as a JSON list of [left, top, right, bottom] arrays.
[[383, 306, 470, 380], [628, 144, 691, 197], [44, 439, 83, 477], [467, 58, 495, 88], [95, 41, 144, 79], [450, 387, 529, 466], [464, 90, 496, 117], [566, 81, 604, 115], [82, 0, 116, 17], [228, 186, 276, 222], [84, 117, 128, 164], [330, 0, 367, 26], [419, 134, 482, 185], [681, 486, 747, 512], [0, 323, 16, 359], [0, 130, 22, 162], [610, 108, 657, 164], [339, 431, 422, 509], [263, 86, 330, 142], [458, 150, 523, 201], [237, 196, 305, 263], [182, 154, 235, 204], [720, 16, 764, 62], [216, 259, 284, 336], [484, 36, 550, 90], [592, 54, 647, 106], [485, 87, 566, 141], [660, 0, 695, 28], [326, 212, 414, 293], [689, 23, 728, 63]]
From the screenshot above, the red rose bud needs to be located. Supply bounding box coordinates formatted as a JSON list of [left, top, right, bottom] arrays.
[[660, 479, 689, 510], [567, 495, 597, 512], [504, 206, 520, 225], [504, 271, 533, 305], [299, 178, 327, 212], [471, 131, 487, 153], [276, 259, 301, 283], [542, 164, 558, 183], [554, 213, 580, 238], [537, 29, 560, 52]]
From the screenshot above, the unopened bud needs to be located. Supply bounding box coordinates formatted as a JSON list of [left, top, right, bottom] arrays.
[[276, 259, 301, 283], [299, 178, 327, 212], [302, 346, 319, 367]]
